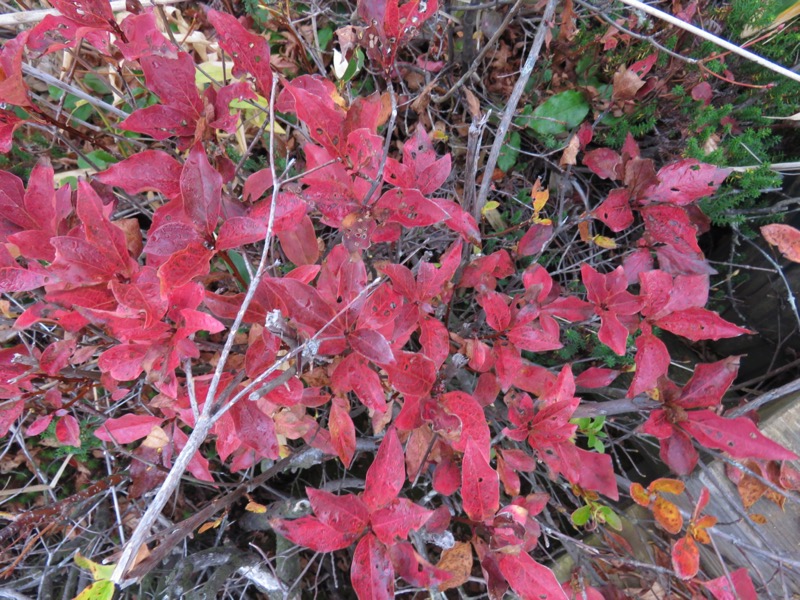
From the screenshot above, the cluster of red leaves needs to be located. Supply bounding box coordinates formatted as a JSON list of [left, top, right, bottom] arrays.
[[0, 0, 797, 597]]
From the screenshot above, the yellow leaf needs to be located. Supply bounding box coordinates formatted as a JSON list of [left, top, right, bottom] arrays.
[[195, 62, 227, 87], [532, 189, 549, 215], [74, 552, 115, 581], [592, 235, 617, 249], [481, 201, 500, 215], [246, 501, 268, 514], [73, 580, 115, 600], [198, 518, 222, 534]]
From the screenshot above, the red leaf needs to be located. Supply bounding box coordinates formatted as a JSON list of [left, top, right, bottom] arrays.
[[348, 328, 394, 365], [95, 150, 183, 199], [0, 263, 49, 293], [479, 291, 511, 332], [0, 109, 24, 154], [55, 415, 81, 447], [678, 357, 739, 409], [461, 439, 499, 522], [94, 414, 164, 444], [497, 552, 568, 600], [419, 315, 449, 369], [597, 310, 631, 356], [583, 148, 621, 180], [329, 397, 357, 467], [352, 533, 394, 600], [682, 411, 798, 461], [440, 391, 491, 459], [647, 160, 730, 205], [671, 535, 700, 580], [98, 343, 148, 381], [0, 32, 30, 107], [181, 143, 223, 236], [661, 428, 699, 475], [641, 205, 701, 253], [39, 339, 75, 376], [629, 329, 670, 397], [575, 367, 620, 388], [517, 221, 554, 256], [49, 0, 114, 28], [593, 189, 634, 232], [307, 487, 369, 535], [364, 428, 405, 511], [277, 214, 320, 265], [702, 568, 759, 600], [370, 497, 433, 544], [272, 515, 357, 552], [208, 10, 273, 99], [76, 181, 135, 277], [656, 307, 750, 341], [216, 217, 267, 250], [384, 352, 436, 397], [157, 242, 213, 293], [376, 188, 449, 227]]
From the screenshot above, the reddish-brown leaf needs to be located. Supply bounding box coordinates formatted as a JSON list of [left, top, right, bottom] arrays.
[[761, 224, 800, 263]]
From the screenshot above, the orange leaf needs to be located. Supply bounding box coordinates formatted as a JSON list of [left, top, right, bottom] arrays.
[[761, 224, 800, 263], [749, 513, 768, 524], [672, 535, 700, 580], [653, 496, 683, 534], [436, 541, 473, 591], [650, 478, 685, 496], [691, 515, 717, 544], [630, 482, 651, 506]]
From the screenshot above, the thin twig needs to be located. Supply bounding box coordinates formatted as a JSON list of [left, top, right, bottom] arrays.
[[617, 0, 800, 84], [21, 65, 129, 120], [475, 0, 559, 215], [0, 0, 188, 27]]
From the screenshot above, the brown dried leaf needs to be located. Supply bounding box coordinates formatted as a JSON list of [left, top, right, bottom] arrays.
[[612, 67, 645, 101], [437, 541, 473, 591], [560, 134, 580, 167], [464, 88, 481, 119]]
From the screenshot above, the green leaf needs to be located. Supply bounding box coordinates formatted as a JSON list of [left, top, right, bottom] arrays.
[[498, 131, 521, 172], [73, 580, 115, 600], [527, 91, 589, 135], [227, 251, 252, 287], [317, 26, 334, 51], [571, 505, 592, 527], [597, 506, 622, 531], [77, 150, 118, 171]]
